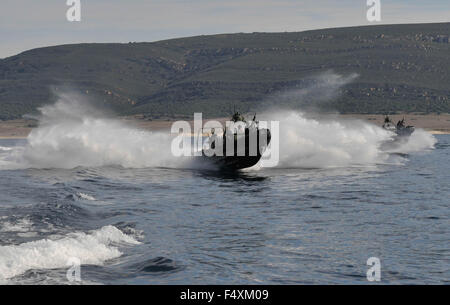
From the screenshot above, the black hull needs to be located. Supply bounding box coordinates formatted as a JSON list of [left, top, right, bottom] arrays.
[[202, 128, 271, 171], [206, 155, 263, 170]]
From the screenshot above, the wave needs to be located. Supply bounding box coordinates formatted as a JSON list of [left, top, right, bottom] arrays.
[[76, 192, 96, 201], [0, 218, 34, 233], [0, 225, 140, 281]]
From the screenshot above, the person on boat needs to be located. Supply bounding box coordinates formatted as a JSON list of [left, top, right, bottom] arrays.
[[231, 111, 246, 123], [248, 113, 258, 129], [210, 128, 217, 149]]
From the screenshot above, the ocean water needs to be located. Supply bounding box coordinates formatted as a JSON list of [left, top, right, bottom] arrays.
[[0, 103, 448, 284]]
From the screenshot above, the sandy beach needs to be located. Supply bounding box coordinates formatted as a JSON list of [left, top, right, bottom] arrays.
[[0, 119, 36, 139], [1, 114, 449, 139]]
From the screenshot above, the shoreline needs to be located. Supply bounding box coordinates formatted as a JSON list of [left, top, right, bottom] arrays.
[[427, 130, 450, 135], [0, 136, 28, 139], [1, 114, 450, 139]]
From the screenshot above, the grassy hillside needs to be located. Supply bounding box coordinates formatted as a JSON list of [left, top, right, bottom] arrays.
[[1, 23, 449, 119]]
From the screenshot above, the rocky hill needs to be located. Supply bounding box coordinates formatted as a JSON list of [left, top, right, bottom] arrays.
[[0, 22, 449, 119]]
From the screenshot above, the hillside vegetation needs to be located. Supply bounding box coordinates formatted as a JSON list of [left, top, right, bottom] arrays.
[[1, 23, 449, 119]]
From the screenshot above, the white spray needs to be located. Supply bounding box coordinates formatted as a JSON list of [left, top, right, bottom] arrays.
[[13, 95, 191, 169], [257, 111, 436, 169], [0, 77, 437, 170]]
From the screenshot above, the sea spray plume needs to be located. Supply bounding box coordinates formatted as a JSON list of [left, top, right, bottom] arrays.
[[0, 92, 436, 170], [403, 129, 437, 153], [279, 72, 359, 103], [256, 111, 436, 169], [37, 91, 111, 124], [253, 72, 391, 169], [383, 128, 437, 154], [253, 71, 435, 169], [258, 111, 392, 168], [258, 71, 359, 112], [20, 93, 191, 169]]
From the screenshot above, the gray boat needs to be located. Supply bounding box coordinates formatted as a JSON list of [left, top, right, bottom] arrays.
[[382, 116, 415, 137]]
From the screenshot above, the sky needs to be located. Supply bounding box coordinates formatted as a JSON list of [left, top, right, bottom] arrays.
[[0, 0, 449, 58]]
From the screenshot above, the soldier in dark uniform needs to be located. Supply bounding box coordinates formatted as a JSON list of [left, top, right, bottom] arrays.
[[210, 128, 217, 149]]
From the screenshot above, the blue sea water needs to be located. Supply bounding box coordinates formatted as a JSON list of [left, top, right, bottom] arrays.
[[0, 135, 448, 284]]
